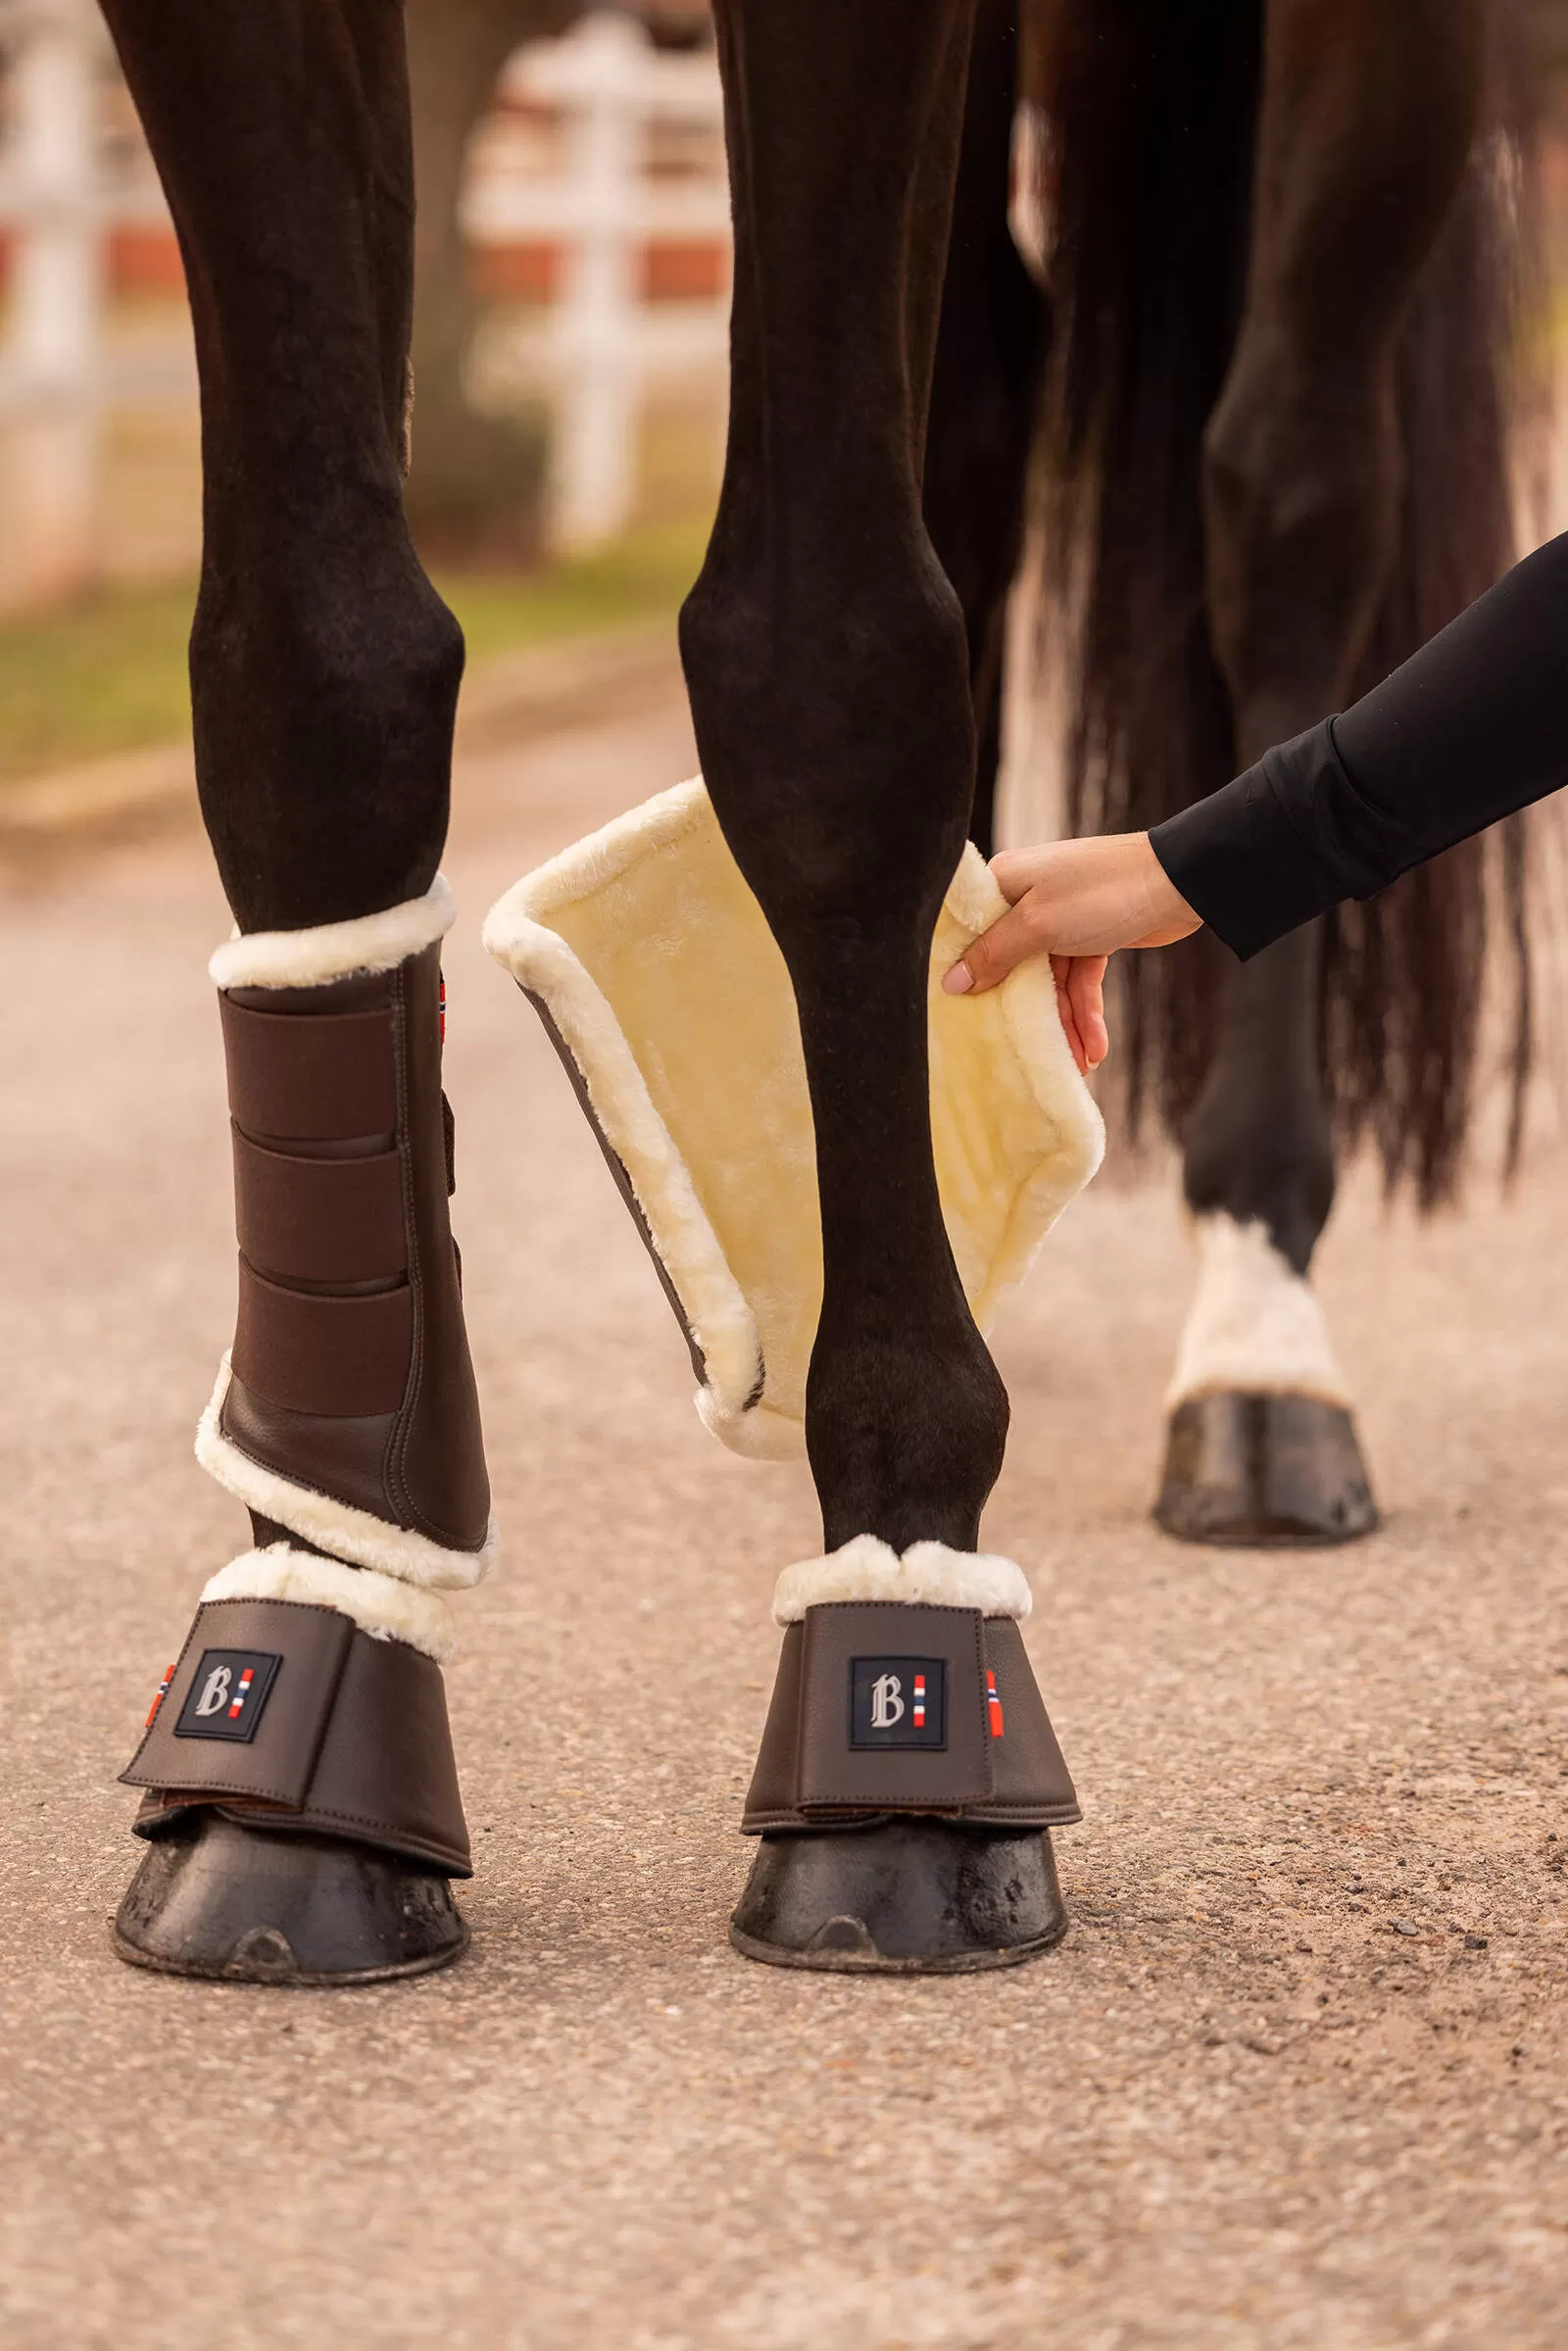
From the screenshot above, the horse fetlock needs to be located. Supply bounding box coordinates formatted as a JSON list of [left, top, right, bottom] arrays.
[[805, 1317, 1008, 1555]]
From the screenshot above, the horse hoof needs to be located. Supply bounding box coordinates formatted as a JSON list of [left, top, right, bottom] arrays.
[[112, 1811, 468, 1985], [1155, 1391, 1379, 1547], [728, 1818, 1067, 1975]]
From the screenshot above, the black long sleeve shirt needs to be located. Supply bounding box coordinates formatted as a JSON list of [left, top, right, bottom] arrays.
[[1149, 529, 1568, 959]]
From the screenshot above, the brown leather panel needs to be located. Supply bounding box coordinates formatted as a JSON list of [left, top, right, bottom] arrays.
[[122, 1597, 353, 1806], [743, 1621, 804, 1821], [741, 1606, 1082, 1832], [223, 971, 392, 1017], [290, 1628, 469, 1873], [796, 1604, 993, 1816], [220, 995, 398, 1142], [231, 1254, 412, 1417], [385, 945, 491, 1550], [125, 1603, 469, 1876], [965, 1620, 1081, 1825], [220, 1372, 396, 1523], [231, 1129, 408, 1286]]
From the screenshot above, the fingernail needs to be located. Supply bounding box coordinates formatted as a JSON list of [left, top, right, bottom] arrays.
[[943, 961, 973, 995]]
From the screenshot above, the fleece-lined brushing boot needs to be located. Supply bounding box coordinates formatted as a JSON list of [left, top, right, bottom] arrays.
[[114, 881, 493, 1985], [482, 779, 1102, 1459], [728, 1541, 1079, 1974]]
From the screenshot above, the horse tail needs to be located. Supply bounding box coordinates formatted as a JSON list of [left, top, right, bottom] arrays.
[[1034, 0, 1537, 1201]]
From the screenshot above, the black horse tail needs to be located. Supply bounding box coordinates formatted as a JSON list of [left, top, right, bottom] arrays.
[[1035, 0, 1537, 1202]]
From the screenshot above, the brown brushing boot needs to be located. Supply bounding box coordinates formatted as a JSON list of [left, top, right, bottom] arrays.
[[730, 1540, 1080, 1975], [114, 881, 493, 1984]]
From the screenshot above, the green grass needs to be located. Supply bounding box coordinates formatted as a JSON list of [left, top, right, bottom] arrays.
[[0, 515, 710, 788]]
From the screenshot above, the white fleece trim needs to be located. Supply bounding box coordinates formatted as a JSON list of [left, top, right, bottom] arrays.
[[196, 1354, 495, 1591], [1165, 1213, 1353, 1410], [209, 874, 456, 991], [771, 1536, 1033, 1626], [482, 780, 763, 1426], [201, 1545, 456, 1663]]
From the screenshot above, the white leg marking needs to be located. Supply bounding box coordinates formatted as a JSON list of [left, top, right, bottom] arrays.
[[1164, 1213, 1353, 1412]]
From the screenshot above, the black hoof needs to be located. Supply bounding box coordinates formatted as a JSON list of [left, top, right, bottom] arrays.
[[729, 1818, 1067, 1975], [1155, 1391, 1379, 1547], [112, 1811, 468, 1985]]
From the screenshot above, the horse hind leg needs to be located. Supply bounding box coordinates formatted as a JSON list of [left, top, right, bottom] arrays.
[[102, 0, 486, 1981], [1158, 0, 1490, 1545], [684, 0, 1076, 1972]]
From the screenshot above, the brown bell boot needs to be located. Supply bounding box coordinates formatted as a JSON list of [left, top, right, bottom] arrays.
[[114, 881, 492, 1985], [729, 1540, 1079, 1974]]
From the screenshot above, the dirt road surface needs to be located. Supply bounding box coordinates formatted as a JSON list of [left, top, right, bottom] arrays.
[[1, 654, 1563, 2350]]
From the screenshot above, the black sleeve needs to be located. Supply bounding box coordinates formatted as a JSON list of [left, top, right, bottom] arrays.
[[1148, 529, 1568, 960]]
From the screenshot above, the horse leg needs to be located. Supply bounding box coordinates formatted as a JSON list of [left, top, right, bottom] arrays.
[[922, 0, 1048, 857], [101, 0, 490, 1982], [1156, 0, 1486, 1544], [683, 0, 1078, 1974]]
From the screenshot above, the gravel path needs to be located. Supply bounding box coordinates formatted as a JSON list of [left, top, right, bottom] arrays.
[[0, 657, 1563, 2350]]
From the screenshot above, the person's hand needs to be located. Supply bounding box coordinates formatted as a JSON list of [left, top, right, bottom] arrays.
[[941, 832, 1201, 1075]]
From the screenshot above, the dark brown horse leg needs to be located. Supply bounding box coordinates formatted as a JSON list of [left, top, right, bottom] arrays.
[[1157, 0, 1485, 1545], [685, 0, 1076, 1974], [100, 2, 487, 1981], [922, 0, 1048, 857]]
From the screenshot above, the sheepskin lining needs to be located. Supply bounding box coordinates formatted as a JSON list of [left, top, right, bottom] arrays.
[[196, 1354, 495, 1591], [772, 1536, 1033, 1625], [201, 1545, 455, 1662], [210, 875, 456, 993], [483, 778, 1104, 1459]]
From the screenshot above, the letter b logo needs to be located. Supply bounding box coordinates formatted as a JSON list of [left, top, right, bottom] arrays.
[[869, 1673, 905, 1730], [173, 1647, 281, 1744], [194, 1664, 232, 1717]]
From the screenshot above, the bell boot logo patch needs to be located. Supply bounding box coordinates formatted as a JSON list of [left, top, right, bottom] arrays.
[[850, 1657, 946, 1749], [173, 1649, 282, 1744]]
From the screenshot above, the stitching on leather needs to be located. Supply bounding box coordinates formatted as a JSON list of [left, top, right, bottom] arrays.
[[386, 951, 451, 1548], [289, 1800, 466, 1855]]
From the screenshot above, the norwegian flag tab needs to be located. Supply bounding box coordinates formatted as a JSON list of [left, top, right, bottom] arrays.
[[144, 1663, 176, 1731], [173, 1648, 282, 1744]]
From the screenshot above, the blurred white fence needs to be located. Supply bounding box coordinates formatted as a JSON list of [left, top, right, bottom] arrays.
[[474, 13, 729, 550], [0, 0, 106, 608], [0, 4, 729, 610]]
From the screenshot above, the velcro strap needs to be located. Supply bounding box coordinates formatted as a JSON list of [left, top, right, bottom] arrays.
[[123, 1596, 470, 1873], [231, 1128, 407, 1285], [220, 997, 399, 1143], [231, 1255, 412, 1416], [122, 1596, 353, 1808], [798, 1603, 993, 1813]]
